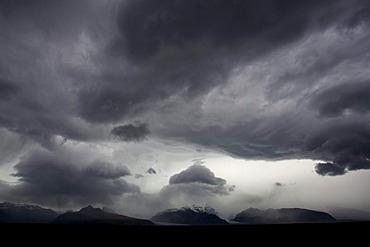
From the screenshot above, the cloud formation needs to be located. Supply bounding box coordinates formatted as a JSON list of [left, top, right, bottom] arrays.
[[166, 164, 233, 196], [274, 182, 284, 187], [146, 168, 157, 175], [4, 149, 139, 207], [111, 122, 151, 142], [169, 164, 226, 186], [2, 0, 370, 220], [0, 1, 369, 215], [117, 0, 339, 61], [116, 0, 370, 175], [310, 80, 370, 117], [304, 121, 370, 176]]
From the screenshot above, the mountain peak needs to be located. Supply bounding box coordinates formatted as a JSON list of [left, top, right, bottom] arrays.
[[0, 202, 57, 223], [151, 206, 228, 225], [53, 205, 154, 225], [80, 205, 99, 212], [78, 205, 107, 217]]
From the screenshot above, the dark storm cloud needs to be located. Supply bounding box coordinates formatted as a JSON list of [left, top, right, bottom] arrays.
[[117, 0, 336, 61], [85, 161, 131, 179], [310, 81, 370, 117], [315, 163, 347, 176], [0, 0, 92, 37], [146, 168, 157, 175], [0, 79, 19, 101], [161, 117, 302, 160], [77, 85, 151, 124], [111, 122, 151, 142], [0, 0, 109, 147], [9, 150, 140, 206], [126, 0, 370, 176], [0, 0, 369, 193], [304, 121, 370, 176], [163, 164, 233, 196], [170, 164, 226, 186], [77, 0, 351, 126], [160, 107, 370, 176]]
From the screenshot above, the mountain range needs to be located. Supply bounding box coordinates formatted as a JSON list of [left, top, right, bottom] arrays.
[[151, 205, 229, 225], [0, 201, 57, 223], [232, 208, 336, 224], [4, 201, 367, 225], [53, 205, 154, 225], [0, 202, 153, 225]]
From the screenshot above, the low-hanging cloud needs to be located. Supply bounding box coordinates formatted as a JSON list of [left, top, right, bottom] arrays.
[[5, 149, 140, 207], [304, 121, 370, 176], [315, 163, 348, 176], [84, 161, 131, 179], [146, 168, 157, 175], [167, 164, 233, 195], [169, 164, 226, 186], [111, 122, 151, 142]]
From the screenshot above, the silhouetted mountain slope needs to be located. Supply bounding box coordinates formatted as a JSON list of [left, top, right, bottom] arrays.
[[233, 208, 336, 224], [53, 205, 154, 225], [0, 202, 57, 223], [151, 205, 228, 225], [329, 207, 370, 221]]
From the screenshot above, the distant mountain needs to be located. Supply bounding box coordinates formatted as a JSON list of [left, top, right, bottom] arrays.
[[53, 205, 154, 225], [151, 205, 229, 225], [328, 207, 370, 221], [233, 208, 336, 224], [0, 202, 57, 223]]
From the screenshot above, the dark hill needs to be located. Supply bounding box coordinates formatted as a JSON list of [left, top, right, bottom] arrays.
[[233, 207, 336, 224], [0, 202, 57, 223], [53, 205, 154, 225]]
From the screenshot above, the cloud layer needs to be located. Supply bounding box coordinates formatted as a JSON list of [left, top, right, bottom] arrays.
[[1, 0, 370, 215], [111, 122, 151, 142], [0, 0, 369, 176], [164, 164, 234, 197], [169, 164, 226, 186], [0, 148, 138, 208]]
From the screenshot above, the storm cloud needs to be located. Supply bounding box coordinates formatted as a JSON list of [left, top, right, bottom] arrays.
[[0, 0, 369, 176], [304, 121, 370, 176], [0, 79, 19, 101], [169, 164, 226, 186], [117, 0, 340, 61], [111, 122, 151, 142], [6, 149, 139, 207], [146, 168, 157, 175], [310, 80, 370, 117], [1, 0, 370, 215], [166, 164, 233, 196]]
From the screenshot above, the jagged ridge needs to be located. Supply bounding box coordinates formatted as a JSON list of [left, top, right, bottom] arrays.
[[53, 205, 155, 225], [151, 205, 228, 225], [0, 202, 57, 223]]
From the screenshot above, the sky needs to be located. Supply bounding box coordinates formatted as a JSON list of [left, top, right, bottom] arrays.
[[0, 0, 370, 219]]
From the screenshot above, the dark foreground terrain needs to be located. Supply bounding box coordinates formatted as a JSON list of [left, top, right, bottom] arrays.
[[1, 222, 368, 245]]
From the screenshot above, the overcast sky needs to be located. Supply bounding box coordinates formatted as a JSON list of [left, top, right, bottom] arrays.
[[1, 0, 370, 219]]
